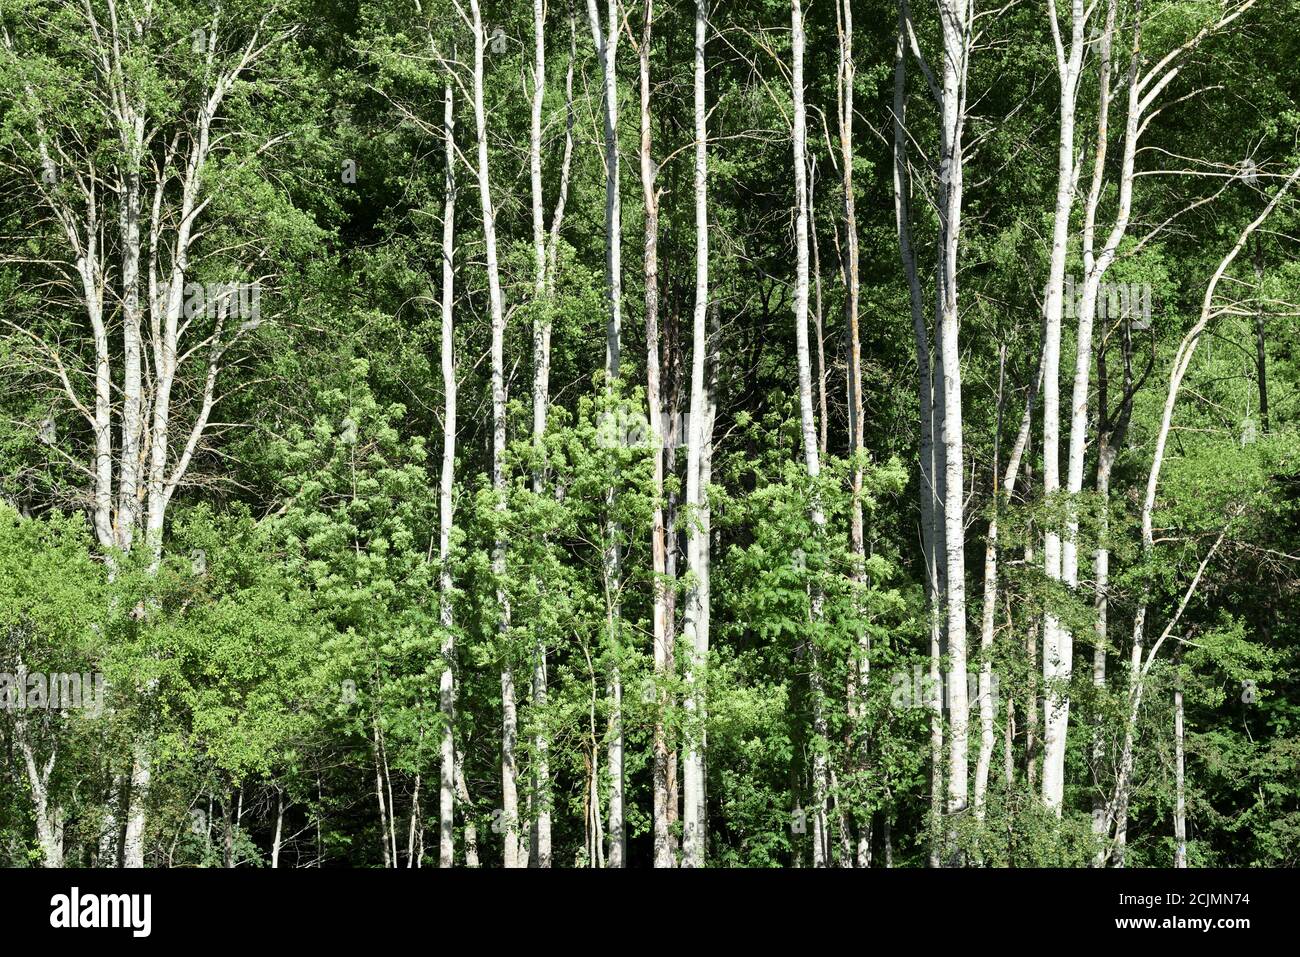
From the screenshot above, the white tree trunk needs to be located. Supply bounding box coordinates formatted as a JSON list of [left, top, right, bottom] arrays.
[[936, 0, 972, 834], [640, 0, 675, 870], [681, 0, 710, 868], [527, 0, 553, 871], [1173, 678, 1186, 867], [468, 0, 520, 869], [1039, 0, 1088, 816], [791, 0, 830, 867], [438, 76, 459, 871]]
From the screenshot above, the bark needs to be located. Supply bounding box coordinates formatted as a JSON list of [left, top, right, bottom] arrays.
[[528, 0, 553, 870], [681, 0, 710, 867], [15, 715, 63, 867], [1254, 238, 1269, 434], [1040, 0, 1089, 816], [454, 755, 480, 868], [407, 769, 422, 868], [438, 76, 458, 871], [272, 789, 285, 869], [836, 0, 869, 866], [933, 0, 973, 838], [1173, 669, 1186, 868], [585, 0, 626, 867], [791, 0, 829, 867], [468, 0, 520, 869], [640, 0, 674, 870], [1091, 318, 1142, 859]]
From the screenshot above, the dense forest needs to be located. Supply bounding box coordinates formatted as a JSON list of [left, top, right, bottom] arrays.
[[0, 0, 1296, 870]]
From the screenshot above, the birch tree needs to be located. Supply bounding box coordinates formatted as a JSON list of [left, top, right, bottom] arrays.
[[637, 0, 675, 870], [437, 75, 458, 870], [583, 0, 626, 868], [467, 0, 521, 869], [836, 0, 872, 867], [680, 0, 711, 869], [1038, 0, 1090, 815]]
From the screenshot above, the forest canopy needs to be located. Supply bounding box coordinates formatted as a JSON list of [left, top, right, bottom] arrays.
[[0, 0, 1297, 869]]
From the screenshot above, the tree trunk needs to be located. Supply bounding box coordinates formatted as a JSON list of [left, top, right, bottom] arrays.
[[528, 0, 553, 870], [438, 76, 459, 871], [468, 0, 520, 869], [584, 0, 626, 867], [681, 0, 710, 867], [1173, 671, 1186, 868], [936, 0, 973, 840], [640, 0, 675, 870], [791, 0, 830, 868], [272, 789, 285, 869], [1040, 0, 1089, 816]]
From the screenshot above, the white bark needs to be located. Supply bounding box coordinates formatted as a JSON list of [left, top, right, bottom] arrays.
[[835, 0, 869, 868], [935, 0, 972, 831], [584, 0, 626, 867], [14, 712, 63, 867], [681, 0, 710, 869], [468, 0, 520, 869], [639, 0, 674, 870], [791, 0, 830, 867], [438, 76, 458, 871], [527, 0, 553, 871], [1173, 677, 1186, 867], [1039, 0, 1089, 816]]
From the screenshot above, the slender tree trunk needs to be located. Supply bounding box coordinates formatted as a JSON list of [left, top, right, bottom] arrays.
[[791, 0, 830, 868], [681, 0, 711, 867], [373, 719, 391, 868], [936, 0, 973, 838], [1173, 668, 1186, 867], [640, 0, 675, 870], [836, 0, 870, 866], [1090, 316, 1136, 862], [525, 0, 554, 871], [408, 771, 422, 867], [272, 788, 284, 869], [15, 718, 63, 867], [1040, 0, 1089, 816], [437, 75, 458, 870], [454, 755, 480, 868], [584, 0, 626, 867], [1254, 238, 1268, 433], [468, 0, 520, 869]]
